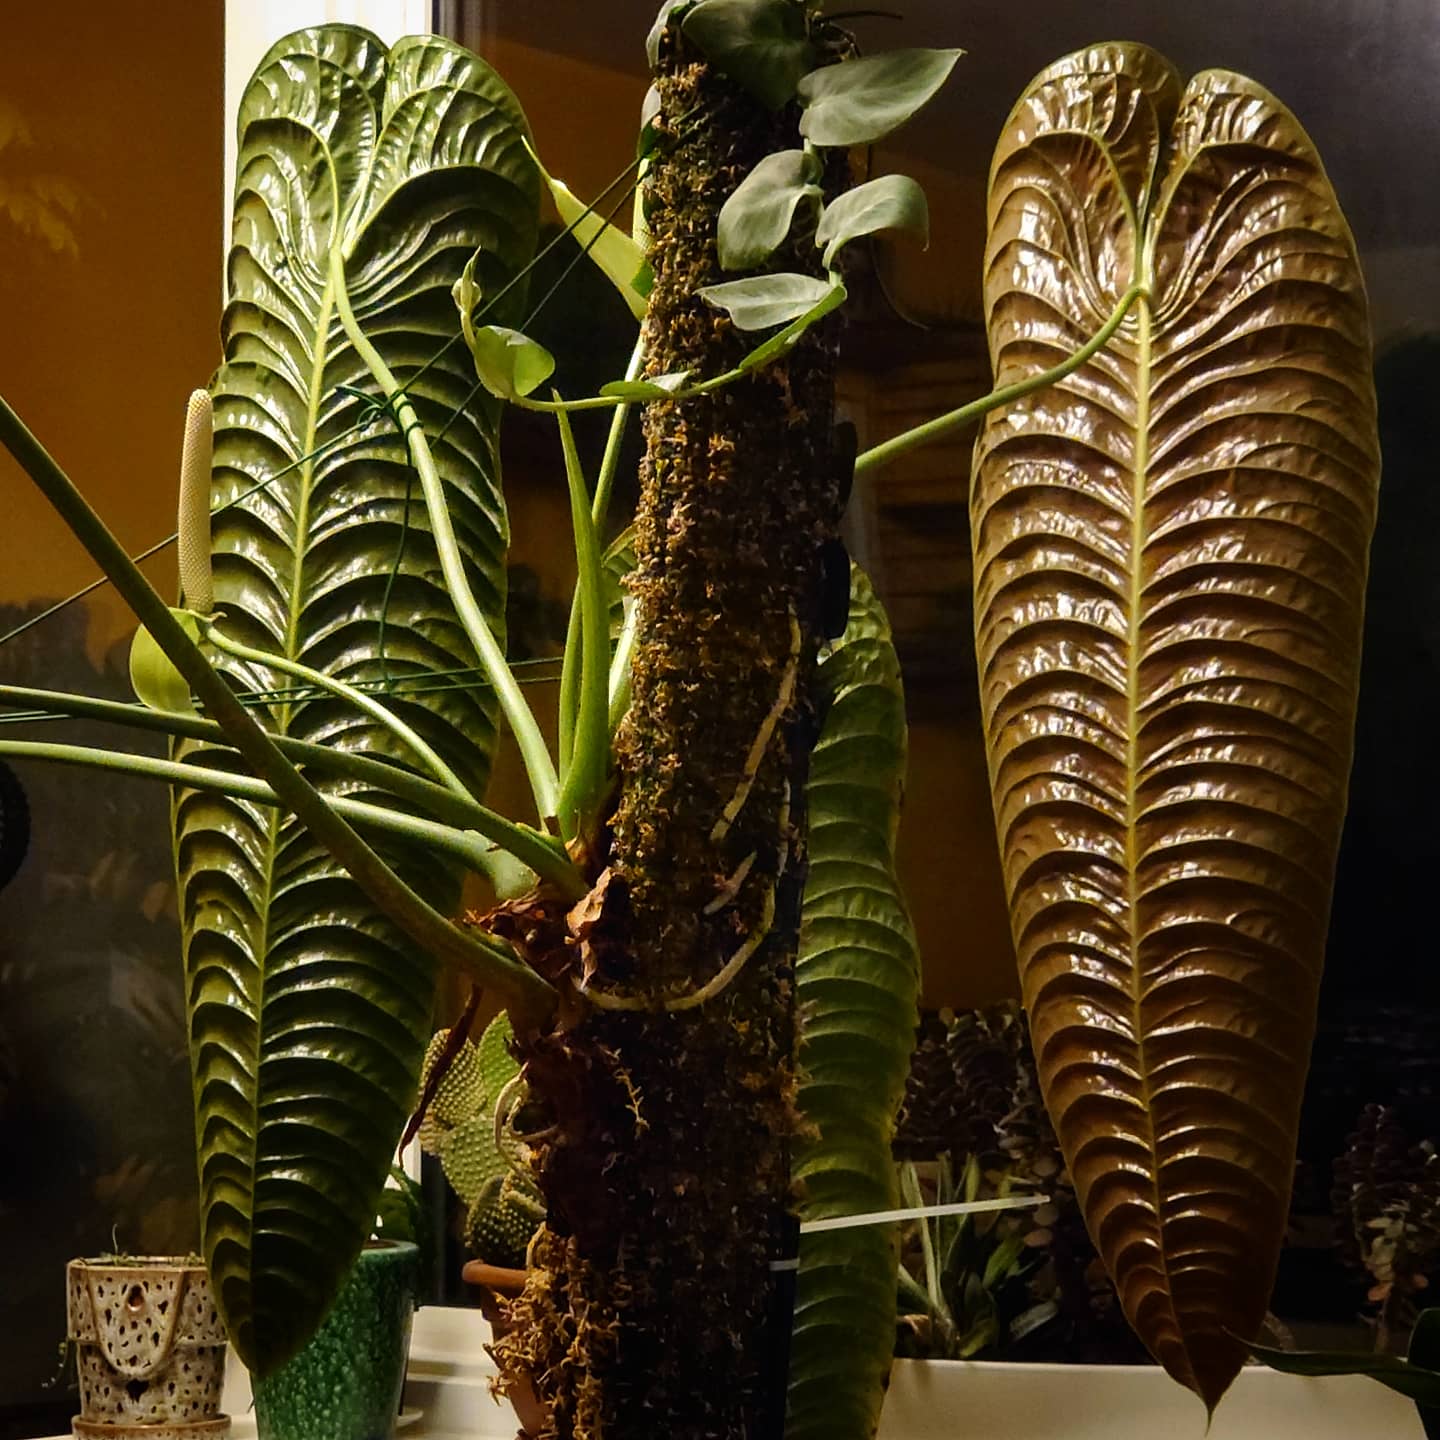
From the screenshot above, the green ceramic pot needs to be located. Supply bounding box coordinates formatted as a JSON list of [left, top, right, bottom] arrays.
[[253, 1241, 420, 1440]]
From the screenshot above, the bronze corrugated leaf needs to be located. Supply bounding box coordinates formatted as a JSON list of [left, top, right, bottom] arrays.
[[971, 42, 1380, 1407]]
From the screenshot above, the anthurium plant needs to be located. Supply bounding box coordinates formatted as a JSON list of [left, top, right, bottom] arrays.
[[0, 7, 1378, 1439]]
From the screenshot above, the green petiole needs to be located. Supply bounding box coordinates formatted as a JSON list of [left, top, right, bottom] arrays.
[[0, 682, 583, 898], [854, 284, 1147, 476], [552, 403, 613, 842], [203, 621, 474, 802], [328, 248, 561, 826], [558, 336, 645, 777]]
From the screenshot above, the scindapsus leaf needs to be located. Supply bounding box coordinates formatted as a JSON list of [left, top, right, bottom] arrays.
[[682, 0, 815, 110], [717, 149, 822, 271], [698, 271, 836, 331], [464, 322, 557, 401], [814, 173, 928, 268], [797, 48, 961, 147], [600, 371, 692, 400], [178, 25, 538, 1374], [971, 44, 1380, 1409], [788, 567, 918, 1440]]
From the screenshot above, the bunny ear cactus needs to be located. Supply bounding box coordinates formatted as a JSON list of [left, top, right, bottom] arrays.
[[176, 25, 539, 1374], [971, 42, 1381, 1408], [417, 1014, 545, 1269]]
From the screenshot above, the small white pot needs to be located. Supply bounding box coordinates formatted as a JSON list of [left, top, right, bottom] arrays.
[[879, 1357, 1425, 1440]]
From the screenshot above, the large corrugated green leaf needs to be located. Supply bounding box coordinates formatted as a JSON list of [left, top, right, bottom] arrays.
[[788, 567, 919, 1440], [173, 25, 539, 1374]]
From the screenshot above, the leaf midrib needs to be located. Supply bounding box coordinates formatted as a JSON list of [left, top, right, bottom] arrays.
[[1121, 174, 1191, 1379], [246, 120, 345, 1325]]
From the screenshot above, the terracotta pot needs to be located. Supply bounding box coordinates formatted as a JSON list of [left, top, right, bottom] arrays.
[[66, 1255, 229, 1439], [461, 1263, 546, 1438]]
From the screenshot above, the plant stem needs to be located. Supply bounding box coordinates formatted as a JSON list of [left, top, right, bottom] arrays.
[[853, 284, 1146, 477], [0, 736, 506, 888], [0, 393, 554, 1019], [591, 338, 647, 527], [901, 1163, 942, 1318], [0, 683, 585, 898], [509, 290, 843, 417], [896, 1265, 934, 1318], [328, 250, 561, 825], [553, 404, 612, 840], [558, 337, 645, 779], [204, 621, 473, 800], [607, 601, 636, 735]]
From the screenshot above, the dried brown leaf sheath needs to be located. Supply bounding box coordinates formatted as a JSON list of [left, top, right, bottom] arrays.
[[972, 43, 1380, 1407]]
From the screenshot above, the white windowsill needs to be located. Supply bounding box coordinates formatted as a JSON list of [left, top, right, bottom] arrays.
[[54, 1304, 1427, 1440]]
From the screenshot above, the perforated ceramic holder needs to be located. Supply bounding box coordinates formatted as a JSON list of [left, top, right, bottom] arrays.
[[66, 1257, 230, 1440]]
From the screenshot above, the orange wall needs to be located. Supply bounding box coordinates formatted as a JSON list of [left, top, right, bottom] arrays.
[[898, 719, 1017, 1007], [482, 37, 650, 205], [0, 1, 223, 659]]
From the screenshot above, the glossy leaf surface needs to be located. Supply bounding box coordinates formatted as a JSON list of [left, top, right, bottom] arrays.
[[176, 25, 538, 1374], [789, 567, 918, 1440], [971, 44, 1380, 1408], [1251, 1332, 1440, 1409]]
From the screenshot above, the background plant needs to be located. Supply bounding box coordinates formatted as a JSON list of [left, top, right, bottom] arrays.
[[1333, 1106, 1440, 1353], [893, 1006, 1147, 1365], [414, 1013, 545, 1271]]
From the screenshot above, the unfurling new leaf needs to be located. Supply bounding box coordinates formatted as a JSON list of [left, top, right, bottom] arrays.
[[528, 143, 651, 319]]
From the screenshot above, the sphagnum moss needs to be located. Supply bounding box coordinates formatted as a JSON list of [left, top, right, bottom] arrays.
[[494, 12, 848, 1439]]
